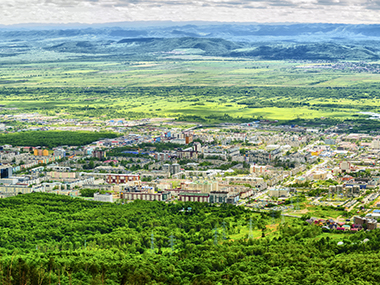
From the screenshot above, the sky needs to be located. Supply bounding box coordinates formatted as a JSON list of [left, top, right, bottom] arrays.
[[1, 0, 380, 25]]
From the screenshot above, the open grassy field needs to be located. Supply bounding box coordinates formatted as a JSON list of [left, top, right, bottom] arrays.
[[286, 202, 348, 220], [1, 59, 380, 88], [0, 84, 379, 123], [1, 59, 380, 123]]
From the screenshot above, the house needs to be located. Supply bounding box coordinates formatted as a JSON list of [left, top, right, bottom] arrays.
[[329, 224, 338, 230], [342, 225, 351, 231], [351, 224, 363, 230], [322, 226, 330, 232]]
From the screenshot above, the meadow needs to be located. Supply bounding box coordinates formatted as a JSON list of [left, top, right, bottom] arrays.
[[2, 59, 380, 88], [1, 58, 380, 124]]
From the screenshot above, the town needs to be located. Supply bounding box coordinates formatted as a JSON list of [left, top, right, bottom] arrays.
[[1, 115, 380, 233]]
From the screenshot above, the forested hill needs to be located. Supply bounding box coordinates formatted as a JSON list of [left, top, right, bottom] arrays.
[[1, 193, 380, 284], [2, 23, 380, 42], [230, 43, 380, 61], [1, 23, 380, 61], [44, 37, 241, 57]]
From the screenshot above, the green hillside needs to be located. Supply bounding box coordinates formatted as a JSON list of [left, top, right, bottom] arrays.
[[0, 193, 380, 284]]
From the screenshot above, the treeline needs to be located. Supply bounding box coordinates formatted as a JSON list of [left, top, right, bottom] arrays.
[[0, 131, 117, 148], [286, 117, 380, 133], [0, 194, 380, 284]]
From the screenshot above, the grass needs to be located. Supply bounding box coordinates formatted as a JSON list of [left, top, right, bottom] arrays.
[[0, 86, 369, 122], [1, 59, 380, 123], [228, 214, 295, 240], [285, 202, 348, 220], [1, 59, 380, 88]]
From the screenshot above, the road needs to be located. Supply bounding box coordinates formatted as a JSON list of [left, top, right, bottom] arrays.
[[238, 189, 269, 206], [285, 157, 330, 186]]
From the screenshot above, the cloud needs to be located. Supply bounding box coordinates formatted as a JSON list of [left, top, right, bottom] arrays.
[[0, 0, 379, 24], [366, 0, 380, 9]]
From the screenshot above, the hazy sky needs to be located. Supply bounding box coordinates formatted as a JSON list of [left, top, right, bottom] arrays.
[[1, 0, 380, 25]]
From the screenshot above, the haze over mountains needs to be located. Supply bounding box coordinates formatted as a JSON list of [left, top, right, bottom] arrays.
[[1, 23, 380, 61]]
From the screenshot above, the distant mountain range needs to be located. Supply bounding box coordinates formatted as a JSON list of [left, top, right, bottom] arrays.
[[1, 23, 380, 61]]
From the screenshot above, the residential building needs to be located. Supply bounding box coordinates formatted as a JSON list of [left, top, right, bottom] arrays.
[[249, 148, 281, 164], [170, 164, 180, 175], [269, 187, 290, 198], [107, 174, 140, 184], [225, 176, 267, 190], [0, 185, 33, 194], [0, 166, 12, 179], [178, 192, 209, 202], [93, 150, 106, 160], [94, 192, 113, 203], [121, 191, 171, 201], [250, 165, 266, 174], [209, 191, 229, 203], [355, 216, 377, 230], [54, 148, 66, 157]]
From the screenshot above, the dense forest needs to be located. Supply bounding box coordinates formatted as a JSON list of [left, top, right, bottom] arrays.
[[0, 131, 117, 148], [0, 193, 379, 284]]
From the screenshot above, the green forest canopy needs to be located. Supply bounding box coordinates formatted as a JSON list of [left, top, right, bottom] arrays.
[[0, 193, 380, 284], [0, 131, 118, 148]]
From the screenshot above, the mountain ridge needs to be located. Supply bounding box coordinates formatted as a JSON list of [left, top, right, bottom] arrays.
[[1, 24, 380, 61]]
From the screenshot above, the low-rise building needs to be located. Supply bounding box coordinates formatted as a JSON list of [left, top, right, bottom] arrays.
[[94, 192, 113, 203], [121, 191, 171, 201], [0, 185, 33, 194], [313, 171, 328, 180], [250, 165, 267, 174], [106, 174, 140, 184], [227, 193, 240, 205], [178, 192, 209, 202], [225, 176, 267, 190], [269, 187, 290, 198], [209, 191, 229, 203], [355, 216, 377, 230]]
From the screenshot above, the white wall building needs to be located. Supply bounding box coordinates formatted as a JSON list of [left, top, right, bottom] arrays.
[[94, 192, 113, 203]]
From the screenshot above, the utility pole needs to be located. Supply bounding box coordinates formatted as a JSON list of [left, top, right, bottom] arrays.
[[169, 233, 175, 255], [151, 232, 155, 254], [249, 217, 253, 239], [214, 225, 218, 246], [222, 221, 227, 240]]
